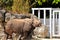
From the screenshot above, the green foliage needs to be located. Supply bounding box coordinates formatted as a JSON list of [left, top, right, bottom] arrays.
[[36, 0, 60, 5], [0, 0, 60, 14], [0, 0, 12, 6], [38, 0, 42, 5], [42, 0, 46, 2], [52, 0, 60, 4], [35, 0, 47, 5], [0, 0, 13, 10], [5, 0, 13, 6], [0, 0, 3, 6]]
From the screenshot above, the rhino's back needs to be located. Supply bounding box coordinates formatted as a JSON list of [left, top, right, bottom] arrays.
[[5, 19, 33, 34], [12, 19, 25, 33], [5, 19, 25, 34]]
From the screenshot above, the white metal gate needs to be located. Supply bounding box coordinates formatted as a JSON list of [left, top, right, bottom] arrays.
[[32, 8, 60, 38], [52, 9, 60, 37]]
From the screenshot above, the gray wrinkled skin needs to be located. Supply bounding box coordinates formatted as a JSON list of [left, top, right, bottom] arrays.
[[5, 18, 41, 40]]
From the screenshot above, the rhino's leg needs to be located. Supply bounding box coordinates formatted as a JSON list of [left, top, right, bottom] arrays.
[[4, 29, 13, 40], [7, 35, 12, 39], [14, 34, 20, 40], [19, 34, 24, 40], [4, 32, 12, 40], [21, 32, 28, 40]]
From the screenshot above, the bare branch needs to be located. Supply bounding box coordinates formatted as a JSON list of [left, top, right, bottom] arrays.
[[29, 1, 37, 8]]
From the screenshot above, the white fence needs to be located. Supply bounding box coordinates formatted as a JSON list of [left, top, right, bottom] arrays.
[[32, 8, 60, 38]]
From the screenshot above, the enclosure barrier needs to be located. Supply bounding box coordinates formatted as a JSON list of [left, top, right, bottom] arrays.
[[32, 8, 60, 38]]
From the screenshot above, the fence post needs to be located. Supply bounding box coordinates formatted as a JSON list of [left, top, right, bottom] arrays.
[[32, 8, 34, 15], [52, 11, 55, 37], [59, 11, 60, 35], [44, 9, 46, 25], [50, 9, 52, 39], [38, 10, 40, 19]]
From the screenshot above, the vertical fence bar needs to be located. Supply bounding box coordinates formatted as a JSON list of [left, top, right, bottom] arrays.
[[32, 8, 34, 15], [56, 13, 57, 23], [44, 10, 46, 25], [38, 10, 40, 19], [50, 9, 52, 38], [59, 12, 60, 35], [53, 11, 55, 36]]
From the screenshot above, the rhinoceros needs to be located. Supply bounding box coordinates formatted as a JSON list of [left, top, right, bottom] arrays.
[[4, 18, 41, 40]]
